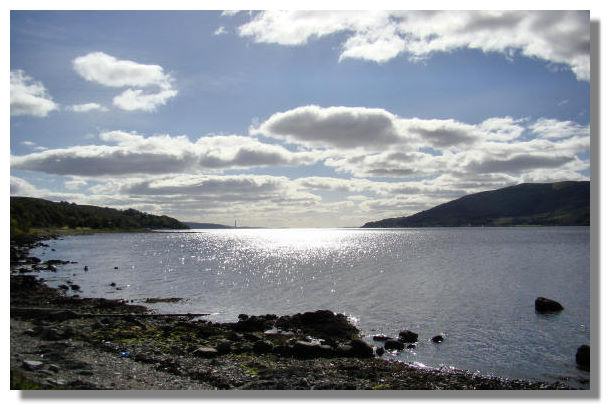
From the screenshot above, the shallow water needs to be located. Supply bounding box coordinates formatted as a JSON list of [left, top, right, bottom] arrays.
[[32, 227, 591, 387]]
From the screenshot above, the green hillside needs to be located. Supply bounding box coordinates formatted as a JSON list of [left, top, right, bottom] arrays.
[[10, 196, 188, 237], [362, 181, 590, 228]]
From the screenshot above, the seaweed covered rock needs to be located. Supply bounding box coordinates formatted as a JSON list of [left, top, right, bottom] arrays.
[[398, 330, 418, 343], [276, 310, 360, 342], [232, 314, 278, 332]]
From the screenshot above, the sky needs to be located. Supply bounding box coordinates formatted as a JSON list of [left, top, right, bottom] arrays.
[[9, 10, 590, 228]]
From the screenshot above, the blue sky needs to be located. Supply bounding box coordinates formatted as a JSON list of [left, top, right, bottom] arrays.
[[10, 11, 590, 227]]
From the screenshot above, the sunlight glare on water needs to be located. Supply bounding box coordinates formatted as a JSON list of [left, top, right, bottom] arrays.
[[33, 227, 590, 387]]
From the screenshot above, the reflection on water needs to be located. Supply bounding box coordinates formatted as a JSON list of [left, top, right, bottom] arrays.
[[33, 227, 590, 387]]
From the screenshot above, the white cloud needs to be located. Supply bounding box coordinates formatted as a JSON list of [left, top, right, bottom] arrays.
[[253, 106, 529, 150], [11, 131, 321, 177], [10, 176, 39, 196], [11, 103, 590, 227], [72, 52, 177, 111], [10, 70, 58, 117], [214, 26, 227, 35], [68, 102, 109, 112], [236, 11, 589, 81]]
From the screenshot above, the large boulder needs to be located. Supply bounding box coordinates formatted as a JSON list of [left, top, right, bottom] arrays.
[[384, 339, 404, 351], [575, 345, 590, 370], [232, 314, 278, 332], [276, 310, 360, 342], [535, 297, 564, 313], [398, 330, 418, 343], [347, 339, 374, 358]]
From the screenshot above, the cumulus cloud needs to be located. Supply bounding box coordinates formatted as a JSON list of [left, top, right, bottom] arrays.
[[253, 105, 531, 150], [252, 106, 409, 149], [72, 52, 177, 111], [10, 70, 58, 117], [236, 11, 589, 80], [11, 131, 320, 177], [11, 103, 590, 226], [10, 176, 39, 196], [67, 102, 109, 112]]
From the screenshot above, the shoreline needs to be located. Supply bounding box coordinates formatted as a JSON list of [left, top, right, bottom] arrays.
[[10, 234, 572, 390]]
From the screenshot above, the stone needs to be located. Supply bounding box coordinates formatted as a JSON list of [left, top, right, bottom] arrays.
[[216, 341, 232, 354], [398, 330, 419, 343], [22, 360, 44, 371], [576, 345, 590, 370], [384, 339, 404, 351], [348, 339, 374, 358], [253, 339, 274, 354], [535, 297, 564, 313], [431, 334, 445, 343], [376, 347, 385, 356], [291, 340, 334, 358], [194, 347, 218, 358], [372, 334, 392, 342]]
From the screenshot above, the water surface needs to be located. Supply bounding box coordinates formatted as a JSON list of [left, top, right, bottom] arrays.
[[32, 227, 590, 387]]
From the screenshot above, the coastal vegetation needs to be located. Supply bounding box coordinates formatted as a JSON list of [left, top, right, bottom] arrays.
[[10, 196, 188, 239], [363, 181, 590, 228]]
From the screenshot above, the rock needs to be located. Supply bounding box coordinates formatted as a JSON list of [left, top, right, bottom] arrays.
[[48, 364, 60, 373], [144, 297, 183, 303], [291, 340, 334, 358], [45, 378, 66, 387], [109, 282, 116, 287], [238, 313, 249, 320], [253, 340, 274, 354], [376, 347, 385, 356], [233, 314, 278, 332], [216, 341, 232, 354], [399, 330, 418, 343], [114, 266, 119, 269], [384, 339, 404, 351], [576, 345, 590, 370], [22, 360, 44, 371], [194, 347, 218, 358], [58, 284, 69, 290], [69, 284, 81, 291], [431, 334, 445, 343], [348, 339, 374, 358], [535, 297, 564, 313], [46, 259, 69, 265], [275, 310, 360, 342], [373, 334, 392, 342]]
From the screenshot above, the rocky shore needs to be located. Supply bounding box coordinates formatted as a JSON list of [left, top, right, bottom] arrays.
[[10, 235, 570, 390]]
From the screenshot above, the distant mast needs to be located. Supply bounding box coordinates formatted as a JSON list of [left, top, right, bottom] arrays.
[[234, 219, 237, 229]]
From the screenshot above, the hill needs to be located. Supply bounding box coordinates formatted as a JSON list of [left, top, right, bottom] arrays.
[[10, 196, 188, 237], [362, 181, 590, 228]]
